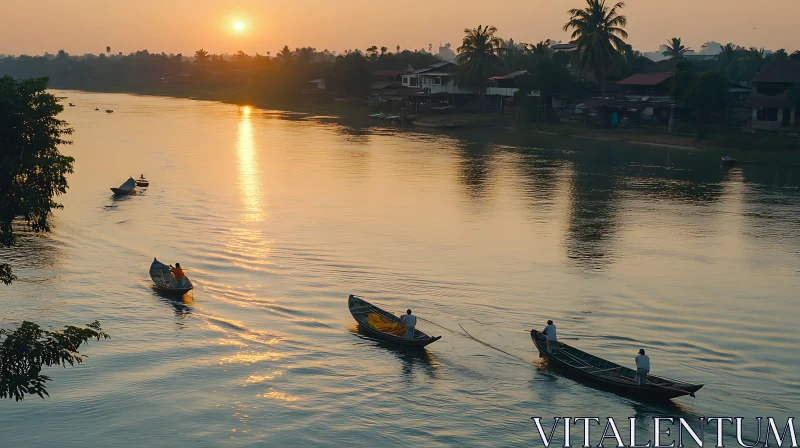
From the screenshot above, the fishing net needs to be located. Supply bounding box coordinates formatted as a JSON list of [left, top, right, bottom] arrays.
[[367, 313, 407, 336]]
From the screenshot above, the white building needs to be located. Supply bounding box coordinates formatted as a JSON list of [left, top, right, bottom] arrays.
[[401, 61, 476, 95]]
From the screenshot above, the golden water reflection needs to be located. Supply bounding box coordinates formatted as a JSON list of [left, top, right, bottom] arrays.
[[246, 371, 283, 384], [260, 390, 299, 402], [236, 106, 264, 223]]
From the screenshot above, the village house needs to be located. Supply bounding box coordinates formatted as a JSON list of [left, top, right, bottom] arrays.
[[746, 60, 800, 132], [401, 61, 475, 110]]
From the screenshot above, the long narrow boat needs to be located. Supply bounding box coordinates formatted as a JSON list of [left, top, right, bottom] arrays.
[[150, 258, 193, 295], [530, 329, 702, 401], [110, 177, 137, 195], [348, 295, 441, 348]]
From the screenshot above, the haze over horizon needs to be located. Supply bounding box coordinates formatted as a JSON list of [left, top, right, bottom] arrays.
[[1, 0, 798, 56]]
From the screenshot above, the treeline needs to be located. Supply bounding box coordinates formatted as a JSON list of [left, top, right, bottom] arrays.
[[0, 46, 440, 103]]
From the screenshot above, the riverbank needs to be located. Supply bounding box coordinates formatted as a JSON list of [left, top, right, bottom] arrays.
[[54, 83, 799, 152]]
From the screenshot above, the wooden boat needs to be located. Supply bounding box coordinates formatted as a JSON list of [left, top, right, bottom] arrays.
[[530, 329, 703, 401], [68, 103, 75, 107], [348, 295, 441, 348], [95, 107, 100, 111], [110, 177, 137, 195], [105, 109, 114, 113], [150, 258, 193, 295], [135, 175, 149, 187], [721, 156, 738, 166]]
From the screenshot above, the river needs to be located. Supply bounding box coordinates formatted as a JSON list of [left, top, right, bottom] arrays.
[[1, 91, 798, 447]]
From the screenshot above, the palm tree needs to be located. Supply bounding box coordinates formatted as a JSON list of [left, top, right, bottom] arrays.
[[456, 25, 502, 100], [499, 38, 526, 69], [529, 40, 553, 58], [662, 37, 691, 59], [563, 0, 628, 97], [717, 43, 744, 74]]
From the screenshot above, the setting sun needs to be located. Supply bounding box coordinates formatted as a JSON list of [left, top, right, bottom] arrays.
[[233, 21, 246, 32]]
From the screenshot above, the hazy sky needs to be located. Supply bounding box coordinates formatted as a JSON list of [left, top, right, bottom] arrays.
[[1, 0, 798, 56]]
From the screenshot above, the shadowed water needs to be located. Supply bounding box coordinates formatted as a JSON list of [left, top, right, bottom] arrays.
[[1, 91, 798, 447]]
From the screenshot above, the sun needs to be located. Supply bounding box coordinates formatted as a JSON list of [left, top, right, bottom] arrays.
[[233, 21, 246, 32]]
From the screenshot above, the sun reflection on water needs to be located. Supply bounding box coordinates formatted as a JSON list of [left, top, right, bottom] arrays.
[[236, 106, 264, 222], [219, 351, 284, 364], [260, 390, 299, 402], [246, 371, 283, 384]]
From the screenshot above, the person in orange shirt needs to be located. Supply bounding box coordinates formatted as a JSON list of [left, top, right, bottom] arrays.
[[169, 263, 186, 287]]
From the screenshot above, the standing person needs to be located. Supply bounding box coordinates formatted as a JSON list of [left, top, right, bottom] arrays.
[[635, 349, 650, 385], [543, 320, 558, 353], [170, 263, 186, 288], [400, 309, 417, 340]]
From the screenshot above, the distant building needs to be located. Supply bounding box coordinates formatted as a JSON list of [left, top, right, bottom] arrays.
[[438, 44, 456, 62], [550, 42, 577, 53], [746, 60, 800, 132]]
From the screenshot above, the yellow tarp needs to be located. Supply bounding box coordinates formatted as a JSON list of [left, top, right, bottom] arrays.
[[367, 312, 407, 336]]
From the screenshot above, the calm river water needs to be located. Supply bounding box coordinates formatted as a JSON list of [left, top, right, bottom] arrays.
[[1, 91, 799, 447]]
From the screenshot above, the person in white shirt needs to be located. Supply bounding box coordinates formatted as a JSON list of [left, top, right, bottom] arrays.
[[635, 349, 650, 385], [400, 309, 417, 340], [543, 320, 558, 353]]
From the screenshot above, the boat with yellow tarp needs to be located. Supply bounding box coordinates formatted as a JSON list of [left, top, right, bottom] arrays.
[[348, 295, 441, 348]]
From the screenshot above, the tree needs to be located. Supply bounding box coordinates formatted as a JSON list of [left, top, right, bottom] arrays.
[[366, 46, 379, 58], [529, 40, 553, 58], [563, 0, 628, 97], [0, 76, 74, 284], [380, 46, 388, 56], [684, 72, 729, 137], [791, 51, 800, 61], [193, 48, 209, 65], [327, 52, 372, 97], [276, 45, 293, 63], [773, 49, 789, 60], [515, 55, 575, 122], [717, 43, 744, 77], [662, 37, 691, 59], [456, 25, 502, 101], [0, 77, 110, 401], [499, 38, 526, 70], [1, 321, 109, 401], [670, 62, 694, 101]]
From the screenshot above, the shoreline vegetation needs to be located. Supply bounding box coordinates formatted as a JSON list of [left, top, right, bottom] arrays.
[[2, 0, 798, 151]]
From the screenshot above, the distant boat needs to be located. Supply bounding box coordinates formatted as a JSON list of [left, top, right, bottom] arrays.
[[68, 103, 75, 107], [150, 258, 193, 295], [110, 177, 137, 195], [105, 109, 114, 113], [530, 329, 703, 401], [95, 107, 100, 111], [135, 175, 149, 187], [721, 156, 738, 166], [348, 295, 441, 348], [369, 113, 386, 119]]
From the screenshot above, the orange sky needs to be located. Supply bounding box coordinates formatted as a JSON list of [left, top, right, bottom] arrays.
[[1, 0, 798, 56]]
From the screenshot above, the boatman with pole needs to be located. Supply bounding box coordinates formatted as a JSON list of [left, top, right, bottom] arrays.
[[170, 263, 186, 288], [635, 349, 650, 385], [543, 320, 558, 353], [400, 309, 417, 340]]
